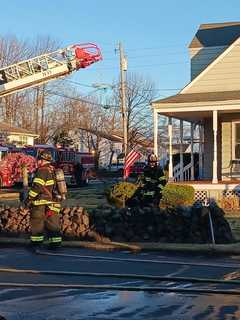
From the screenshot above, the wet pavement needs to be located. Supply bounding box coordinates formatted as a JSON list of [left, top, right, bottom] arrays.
[[0, 247, 240, 319]]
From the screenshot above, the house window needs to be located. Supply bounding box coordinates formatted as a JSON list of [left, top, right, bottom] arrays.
[[233, 122, 240, 159], [19, 135, 28, 146]]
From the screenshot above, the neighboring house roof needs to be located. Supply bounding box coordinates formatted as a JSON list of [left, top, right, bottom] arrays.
[[153, 90, 240, 105], [189, 22, 240, 48], [0, 122, 38, 136], [79, 127, 153, 148]]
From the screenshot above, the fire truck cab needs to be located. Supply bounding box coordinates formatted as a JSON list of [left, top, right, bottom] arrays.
[[23, 145, 94, 186]]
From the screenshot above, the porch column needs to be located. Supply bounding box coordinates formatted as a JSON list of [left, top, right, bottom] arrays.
[[190, 122, 194, 180], [199, 124, 203, 179], [168, 117, 173, 181], [212, 110, 218, 183], [180, 119, 184, 181], [153, 109, 158, 157]]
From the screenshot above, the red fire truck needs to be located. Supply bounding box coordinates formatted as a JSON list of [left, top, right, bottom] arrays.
[[23, 145, 95, 186]]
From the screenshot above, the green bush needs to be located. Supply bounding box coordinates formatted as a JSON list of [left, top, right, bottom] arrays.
[[161, 183, 195, 207], [108, 182, 138, 208]]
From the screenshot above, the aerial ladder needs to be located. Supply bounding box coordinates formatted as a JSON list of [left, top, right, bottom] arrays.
[[0, 43, 102, 97]]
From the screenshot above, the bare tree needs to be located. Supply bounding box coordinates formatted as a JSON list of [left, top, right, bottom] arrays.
[[112, 72, 156, 150]]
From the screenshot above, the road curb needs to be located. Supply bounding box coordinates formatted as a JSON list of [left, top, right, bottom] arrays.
[[0, 237, 240, 254]]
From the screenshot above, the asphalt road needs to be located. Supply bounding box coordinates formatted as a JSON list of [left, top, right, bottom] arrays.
[[0, 247, 240, 319]]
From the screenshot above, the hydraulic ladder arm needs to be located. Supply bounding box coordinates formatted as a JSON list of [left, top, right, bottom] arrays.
[[0, 43, 102, 97]]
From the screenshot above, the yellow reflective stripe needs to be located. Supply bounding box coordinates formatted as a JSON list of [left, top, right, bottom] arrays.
[[49, 237, 62, 243], [48, 205, 61, 213], [159, 176, 166, 181], [29, 190, 38, 198], [45, 179, 54, 186], [33, 200, 53, 205], [33, 177, 45, 185], [144, 191, 155, 196], [31, 235, 44, 242]]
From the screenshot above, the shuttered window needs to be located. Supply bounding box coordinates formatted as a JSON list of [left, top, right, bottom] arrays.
[[233, 122, 240, 159]]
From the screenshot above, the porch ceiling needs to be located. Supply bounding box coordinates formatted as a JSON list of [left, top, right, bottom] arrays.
[[159, 109, 240, 122], [155, 109, 240, 122], [152, 90, 240, 122], [159, 110, 211, 122]]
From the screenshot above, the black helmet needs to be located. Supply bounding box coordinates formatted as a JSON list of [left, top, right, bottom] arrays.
[[148, 153, 158, 165], [38, 150, 53, 162]]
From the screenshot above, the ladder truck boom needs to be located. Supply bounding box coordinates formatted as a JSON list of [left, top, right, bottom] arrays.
[[0, 43, 102, 97]]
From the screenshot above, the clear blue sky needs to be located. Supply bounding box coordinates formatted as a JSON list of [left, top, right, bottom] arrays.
[[0, 0, 240, 98]]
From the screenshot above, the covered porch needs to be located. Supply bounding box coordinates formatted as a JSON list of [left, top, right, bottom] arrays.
[[152, 91, 240, 187]]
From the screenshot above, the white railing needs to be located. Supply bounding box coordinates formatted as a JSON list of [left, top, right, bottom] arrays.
[[173, 163, 181, 181], [173, 162, 193, 181]]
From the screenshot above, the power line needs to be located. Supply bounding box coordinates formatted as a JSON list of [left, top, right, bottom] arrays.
[[87, 61, 189, 71], [62, 78, 181, 92], [46, 90, 119, 109], [103, 43, 189, 54], [63, 79, 94, 88]]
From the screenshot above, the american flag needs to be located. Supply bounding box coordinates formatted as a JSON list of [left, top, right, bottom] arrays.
[[124, 150, 141, 179]]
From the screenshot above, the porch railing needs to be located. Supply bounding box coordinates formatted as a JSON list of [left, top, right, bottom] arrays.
[[173, 162, 193, 181]]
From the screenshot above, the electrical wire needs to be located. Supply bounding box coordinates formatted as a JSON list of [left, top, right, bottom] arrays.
[[46, 90, 119, 109]]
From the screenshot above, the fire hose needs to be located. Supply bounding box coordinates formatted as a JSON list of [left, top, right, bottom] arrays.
[[0, 266, 239, 295], [0, 250, 240, 294], [35, 249, 240, 269]]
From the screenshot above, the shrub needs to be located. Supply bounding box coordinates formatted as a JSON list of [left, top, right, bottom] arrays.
[[161, 183, 195, 208], [108, 182, 138, 208]]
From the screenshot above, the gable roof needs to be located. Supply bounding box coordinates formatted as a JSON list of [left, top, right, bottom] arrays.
[[0, 122, 38, 136], [152, 90, 240, 105], [189, 22, 240, 48], [181, 36, 240, 94]]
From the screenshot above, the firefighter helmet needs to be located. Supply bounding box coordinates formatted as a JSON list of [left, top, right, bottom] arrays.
[[38, 150, 53, 162], [148, 153, 158, 165]]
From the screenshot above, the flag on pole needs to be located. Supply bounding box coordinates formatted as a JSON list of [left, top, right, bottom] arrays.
[[124, 150, 141, 179]]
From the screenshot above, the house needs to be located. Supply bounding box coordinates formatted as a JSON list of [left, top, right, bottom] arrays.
[[0, 122, 39, 147], [151, 22, 240, 203]]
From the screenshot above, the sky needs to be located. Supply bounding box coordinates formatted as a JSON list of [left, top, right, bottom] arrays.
[[0, 0, 240, 99]]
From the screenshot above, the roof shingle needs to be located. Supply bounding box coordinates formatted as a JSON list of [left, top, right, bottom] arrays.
[[152, 90, 240, 105], [189, 22, 240, 48]]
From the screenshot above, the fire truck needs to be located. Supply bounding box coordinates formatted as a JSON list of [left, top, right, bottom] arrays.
[[0, 42, 102, 188], [23, 145, 95, 186]]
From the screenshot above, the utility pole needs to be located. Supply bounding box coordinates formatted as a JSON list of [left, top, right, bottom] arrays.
[[118, 42, 128, 159]]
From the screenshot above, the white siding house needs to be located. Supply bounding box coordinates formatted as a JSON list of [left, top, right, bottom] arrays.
[[0, 122, 39, 147], [152, 22, 240, 203]]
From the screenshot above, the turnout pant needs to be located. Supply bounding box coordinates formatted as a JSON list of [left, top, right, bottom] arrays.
[[30, 204, 62, 246]]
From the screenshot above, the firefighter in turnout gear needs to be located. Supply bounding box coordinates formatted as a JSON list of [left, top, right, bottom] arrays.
[[140, 153, 166, 206], [26, 150, 65, 248]]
